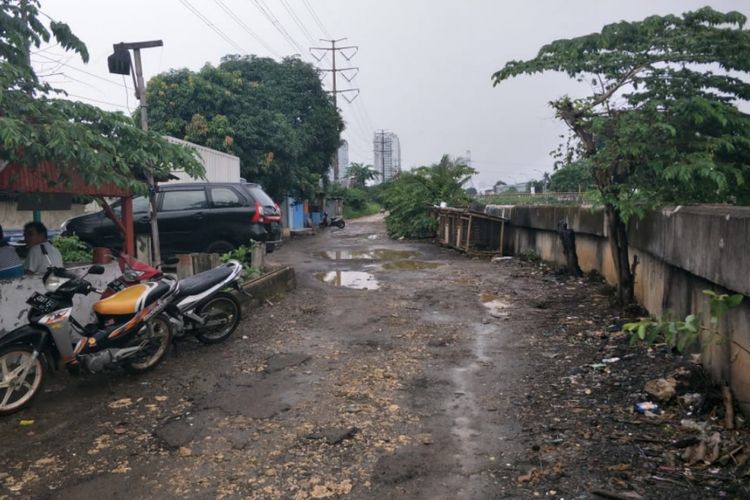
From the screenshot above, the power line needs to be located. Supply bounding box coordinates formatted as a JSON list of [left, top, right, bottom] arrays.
[[178, 0, 246, 54], [278, 0, 316, 44], [250, 0, 309, 60], [34, 53, 126, 88], [62, 93, 130, 110], [213, 0, 282, 58], [300, 0, 331, 39]]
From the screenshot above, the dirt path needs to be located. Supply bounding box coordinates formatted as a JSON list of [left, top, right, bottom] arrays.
[[3, 215, 745, 499]]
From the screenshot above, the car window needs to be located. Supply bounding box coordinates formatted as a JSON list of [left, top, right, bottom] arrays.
[[161, 189, 207, 212], [211, 187, 243, 208], [111, 195, 149, 215], [132, 195, 149, 213], [244, 185, 276, 206]]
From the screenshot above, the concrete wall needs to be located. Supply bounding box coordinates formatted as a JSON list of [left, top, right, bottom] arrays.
[[496, 204, 750, 415], [0, 263, 119, 334]]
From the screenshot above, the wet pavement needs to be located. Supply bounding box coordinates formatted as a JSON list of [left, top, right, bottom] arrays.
[[0, 214, 540, 499]]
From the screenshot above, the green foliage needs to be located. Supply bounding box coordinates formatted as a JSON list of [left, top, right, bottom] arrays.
[[548, 161, 596, 192], [346, 162, 379, 189], [493, 7, 750, 302], [493, 7, 750, 216], [220, 243, 261, 279], [380, 155, 476, 238], [146, 56, 341, 200], [624, 290, 744, 353], [327, 184, 381, 219], [51, 235, 91, 264], [0, 1, 204, 194]]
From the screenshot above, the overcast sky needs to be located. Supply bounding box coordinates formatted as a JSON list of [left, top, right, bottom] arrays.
[[37, 0, 750, 189]]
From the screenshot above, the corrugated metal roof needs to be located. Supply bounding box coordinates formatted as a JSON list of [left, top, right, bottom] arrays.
[[0, 162, 132, 197]]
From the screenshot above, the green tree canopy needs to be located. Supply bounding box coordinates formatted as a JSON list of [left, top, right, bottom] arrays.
[[493, 7, 750, 302], [145, 55, 342, 200], [548, 161, 595, 192], [346, 162, 379, 189], [0, 0, 203, 193]]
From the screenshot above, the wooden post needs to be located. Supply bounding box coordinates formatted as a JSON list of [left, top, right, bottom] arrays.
[[465, 215, 473, 253], [121, 196, 135, 256]]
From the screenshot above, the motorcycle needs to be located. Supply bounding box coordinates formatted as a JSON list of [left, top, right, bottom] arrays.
[[319, 211, 345, 229], [0, 265, 177, 415], [103, 254, 244, 345]]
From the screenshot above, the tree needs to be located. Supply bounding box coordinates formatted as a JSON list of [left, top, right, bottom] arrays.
[[146, 55, 341, 200], [493, 7, 750, 303], [346, 162, 379, 188], [381, 155, 476, 238], [0, 1, 203, 193], [465, 187, 478, 196], [549, 161, 595, 192]]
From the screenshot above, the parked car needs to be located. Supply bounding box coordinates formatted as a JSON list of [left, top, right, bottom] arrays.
[[62, 182, 282, 255]]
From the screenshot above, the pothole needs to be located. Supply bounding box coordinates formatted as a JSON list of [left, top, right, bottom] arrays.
[[318, 249, 420, 260], [314, 271, 380, 289], [382, 260, 443, 270]]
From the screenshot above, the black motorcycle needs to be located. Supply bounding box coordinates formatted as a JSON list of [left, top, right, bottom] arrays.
[[319, 211, 345, 229]]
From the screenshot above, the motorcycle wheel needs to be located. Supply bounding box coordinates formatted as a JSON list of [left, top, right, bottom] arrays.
[[195, 292, 242, 344], [0, 345, 45, 415], [123, 314, 173, 374], [335, 220, 346, 229]]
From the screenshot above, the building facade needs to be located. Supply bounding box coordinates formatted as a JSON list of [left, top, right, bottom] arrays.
[[328, 140, 350, 182], [373, 131, 401, 183]]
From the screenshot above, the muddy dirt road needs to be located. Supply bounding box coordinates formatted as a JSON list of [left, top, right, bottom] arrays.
[[4, 214, 742, 499]]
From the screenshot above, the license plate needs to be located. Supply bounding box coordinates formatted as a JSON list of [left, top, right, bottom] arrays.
[[26, 292, 59, 314]]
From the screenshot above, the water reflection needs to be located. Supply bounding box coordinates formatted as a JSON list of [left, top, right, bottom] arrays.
[[318, 249, 420, 260], [314, 271, 380, 290]]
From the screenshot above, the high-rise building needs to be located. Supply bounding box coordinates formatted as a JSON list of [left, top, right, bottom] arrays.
[[373, 131, 401, 183], [328, 140, 349, 182]]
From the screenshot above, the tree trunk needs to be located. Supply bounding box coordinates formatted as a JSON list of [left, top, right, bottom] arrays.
[[605, 203, 635, 304]]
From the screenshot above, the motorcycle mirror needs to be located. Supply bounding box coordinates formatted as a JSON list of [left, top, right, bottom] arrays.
[[88, 265, 106, 275]]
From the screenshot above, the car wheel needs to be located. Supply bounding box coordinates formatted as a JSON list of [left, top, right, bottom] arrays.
[[206, 240, 235, 255]]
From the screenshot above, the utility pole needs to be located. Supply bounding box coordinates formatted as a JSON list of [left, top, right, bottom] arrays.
[[311, 38, 359, 181], [108, 40, 164, 266]]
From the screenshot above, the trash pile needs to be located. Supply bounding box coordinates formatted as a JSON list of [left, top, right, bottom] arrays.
[[506, 265, 750, 499]]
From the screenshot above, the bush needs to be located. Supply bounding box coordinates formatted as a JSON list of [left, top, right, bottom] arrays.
[[51, 235, 92, 264], [380, 155, 475, 238], [220, 242, 261, 279]]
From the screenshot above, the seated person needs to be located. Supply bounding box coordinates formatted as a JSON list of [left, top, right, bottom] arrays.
[[23, 221, 63, 275], [0, 224, 24, 279]]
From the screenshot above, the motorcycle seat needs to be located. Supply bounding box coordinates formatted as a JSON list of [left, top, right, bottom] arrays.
[[177, 265, 234, 299]]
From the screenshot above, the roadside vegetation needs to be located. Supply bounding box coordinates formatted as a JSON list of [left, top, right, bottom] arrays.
[[493, 7, 750, 303], [379, 155, 475, 238]]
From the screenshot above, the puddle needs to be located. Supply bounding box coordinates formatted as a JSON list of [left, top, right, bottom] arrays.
[[480, 292, 510, 317], [318, 249, 420, 260], [382, 260, 442, 270], [314, 271, 380, 290]]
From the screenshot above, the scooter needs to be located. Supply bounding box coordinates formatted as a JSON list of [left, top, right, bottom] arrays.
[[0, 265, 178, 415], [319, 211, 345, 229]]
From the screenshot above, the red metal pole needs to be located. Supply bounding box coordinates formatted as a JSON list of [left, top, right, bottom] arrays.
[[121, 196, 135, 256]]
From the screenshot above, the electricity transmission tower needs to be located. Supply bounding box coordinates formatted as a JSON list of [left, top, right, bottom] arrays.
[[310, 38, 359, 180]]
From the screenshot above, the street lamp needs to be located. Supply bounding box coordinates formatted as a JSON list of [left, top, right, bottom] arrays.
[[107, 40, 164, 267]]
